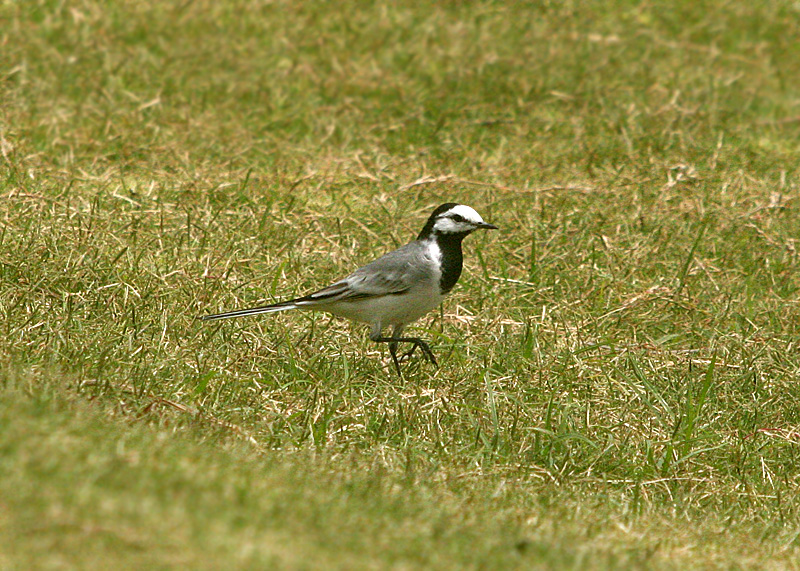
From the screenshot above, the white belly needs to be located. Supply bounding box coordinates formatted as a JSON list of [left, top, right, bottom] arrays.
[[325, 287, 444, 330]]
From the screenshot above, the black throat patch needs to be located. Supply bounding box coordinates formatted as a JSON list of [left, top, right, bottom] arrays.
[[436, 232, 468, 295]]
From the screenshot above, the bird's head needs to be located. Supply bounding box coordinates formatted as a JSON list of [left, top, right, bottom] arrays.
[[418, 203, 498, 240]]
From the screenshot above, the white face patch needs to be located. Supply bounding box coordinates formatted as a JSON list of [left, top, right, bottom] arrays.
[[448, 204, 484, 223], [432, 204, 486, 234]]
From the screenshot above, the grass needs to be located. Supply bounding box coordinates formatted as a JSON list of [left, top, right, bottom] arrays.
[[2, 0, 800, 568]]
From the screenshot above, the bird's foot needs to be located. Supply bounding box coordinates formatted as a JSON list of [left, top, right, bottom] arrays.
[[378, 336, 438, 377], [399, 340, 437, 366]]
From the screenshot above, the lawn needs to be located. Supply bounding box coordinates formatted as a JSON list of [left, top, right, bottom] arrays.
[[2, 0, 800, 568]]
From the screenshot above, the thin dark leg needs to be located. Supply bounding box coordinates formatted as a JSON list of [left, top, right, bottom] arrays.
[[373, 336, 438, 376], [398, 343, 419, 363], [388, 340, 402, 377]]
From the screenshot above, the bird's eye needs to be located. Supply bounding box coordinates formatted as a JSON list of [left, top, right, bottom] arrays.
[[451, 214, 465, 223]]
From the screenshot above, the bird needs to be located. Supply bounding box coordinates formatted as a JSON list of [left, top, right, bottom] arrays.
[[200, 203, 498, 376]]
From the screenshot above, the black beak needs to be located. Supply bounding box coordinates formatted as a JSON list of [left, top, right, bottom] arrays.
[[478, 222, 499, 230]]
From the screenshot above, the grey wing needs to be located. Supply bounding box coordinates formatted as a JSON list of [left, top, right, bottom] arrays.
[[302, 242, 431, 303]]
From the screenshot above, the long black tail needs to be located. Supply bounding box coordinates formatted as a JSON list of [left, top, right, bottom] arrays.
[[199, 300, 298, 321], [200, 279, 351, 321]]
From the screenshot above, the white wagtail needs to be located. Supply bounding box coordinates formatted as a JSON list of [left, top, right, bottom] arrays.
[[200, 203, 498, 375]]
